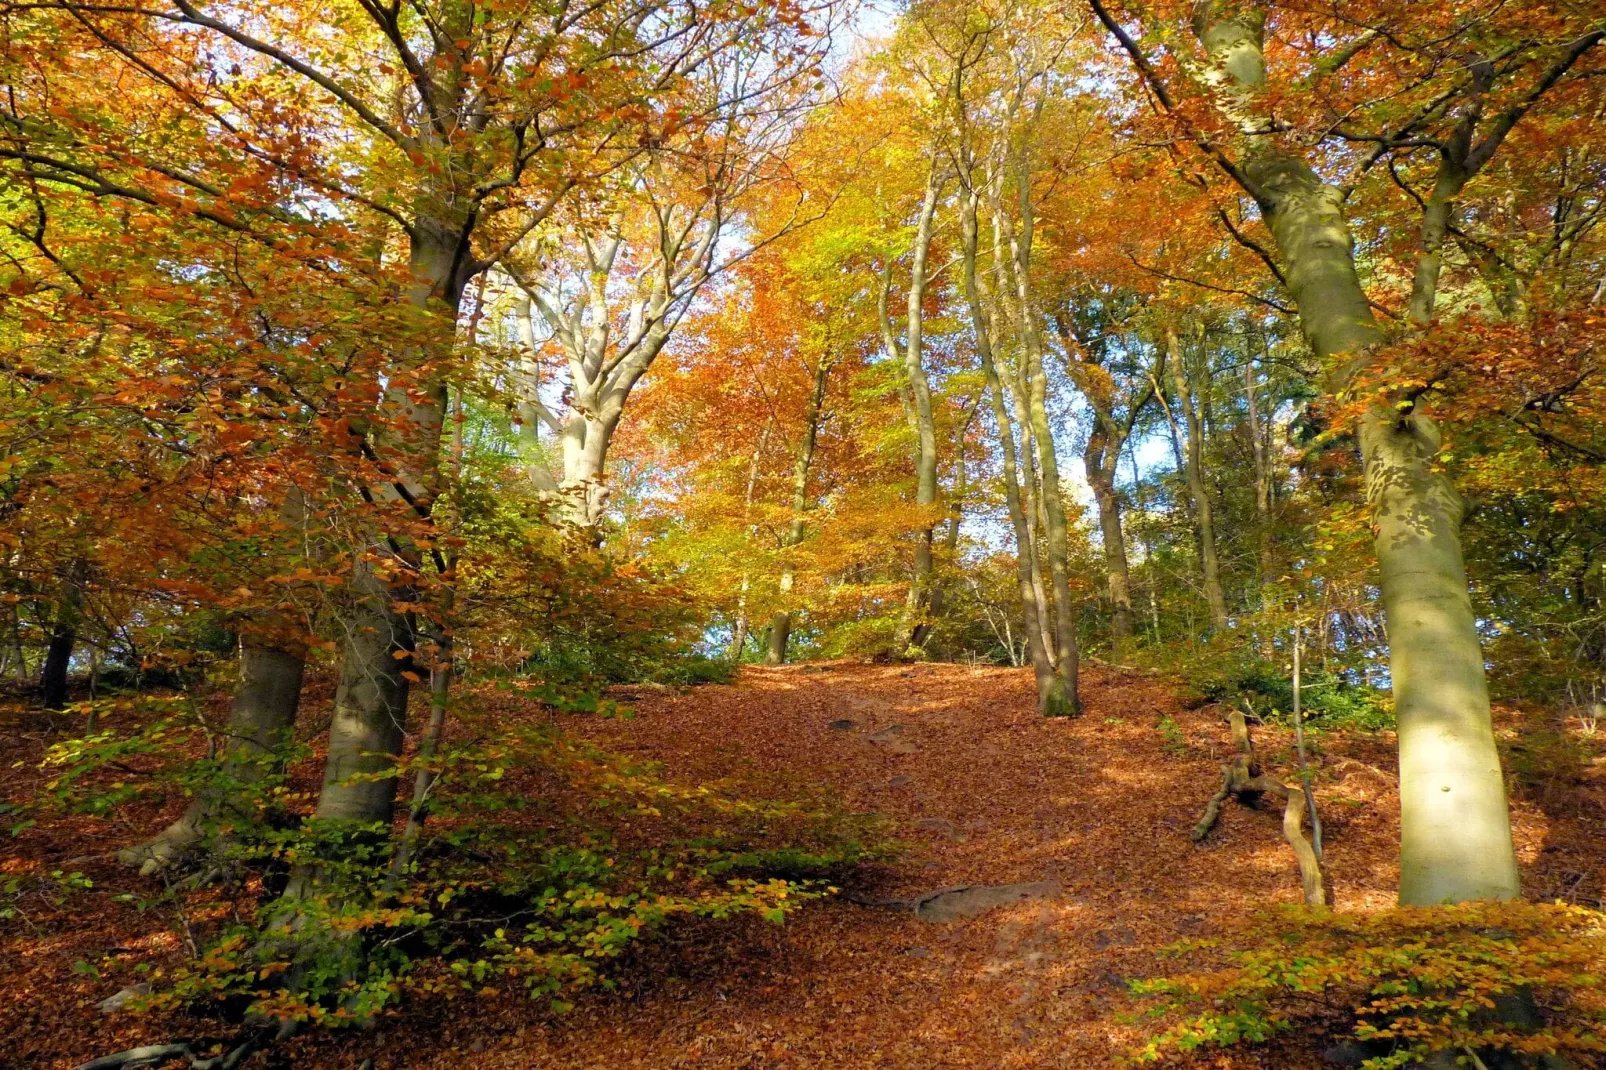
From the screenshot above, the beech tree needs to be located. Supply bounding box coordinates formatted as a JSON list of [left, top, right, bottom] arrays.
[[1089, 0, 1602, 904]]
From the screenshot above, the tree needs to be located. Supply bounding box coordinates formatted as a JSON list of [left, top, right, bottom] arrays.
[[1089, 0, 1602, 903]]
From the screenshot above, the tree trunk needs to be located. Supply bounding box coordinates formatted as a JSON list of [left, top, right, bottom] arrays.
[[1244, 356, 1274, 595], [766, 353, 832, 665], [40, 560, 85, 709], [1185, 5, 1520, 903], [958, 188, 1065, 715], [1166, 328, 1230, 630], [41, 621, 75, 710], [992, 168, 1079, 710], [1249, 161, 1520, 902], [119, 642, 305, 874], [881, 165, 942, 655], [729, 423, 770, 661], [299, 217, 462, 855], [1085, 439, 1134, 641]]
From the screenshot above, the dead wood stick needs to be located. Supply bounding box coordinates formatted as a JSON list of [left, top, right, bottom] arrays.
[[1192, 708, 1330, 908]]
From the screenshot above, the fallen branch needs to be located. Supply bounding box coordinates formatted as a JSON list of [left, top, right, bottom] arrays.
[[1193, 707, 1331, 908]]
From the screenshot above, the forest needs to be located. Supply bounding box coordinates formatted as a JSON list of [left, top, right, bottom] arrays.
[[1, 0, 1604, 1065]]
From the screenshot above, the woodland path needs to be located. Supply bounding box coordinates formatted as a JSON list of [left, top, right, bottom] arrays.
[[384, 661, 1411, 1069], [12, 661, 1598, 1069]]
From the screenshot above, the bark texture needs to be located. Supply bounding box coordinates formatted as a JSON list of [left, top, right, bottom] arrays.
[[958, 187, 1063, 714], [1188, 1, 1521, 904]]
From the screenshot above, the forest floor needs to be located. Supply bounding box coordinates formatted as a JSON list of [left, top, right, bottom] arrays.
[[5, 661, 1604, 1069]]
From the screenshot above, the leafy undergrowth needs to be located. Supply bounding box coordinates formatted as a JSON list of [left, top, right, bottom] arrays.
[[3, 662, 1604, 1068], [1132, 901, 1606, 1068]]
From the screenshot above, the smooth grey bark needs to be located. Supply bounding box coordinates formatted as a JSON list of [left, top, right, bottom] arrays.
[[766, 354, 832, 665], [990, 174, 1078, 709], [1181, 1, 1522, 904], [1165, 327, 1230, 630], [122, 485, 316, 872], [1086, 430, 1135, 641], [119, 642, 305, 874], [728, 422, 770, 661], [515, 203, 718, 531], [1059, 315, 1155, 645], [301, 217, 466, 852]]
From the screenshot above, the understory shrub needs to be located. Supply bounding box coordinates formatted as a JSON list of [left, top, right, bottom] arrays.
[[1144, 642, 1394, 731], [30, 692, 882, 1028], [1129, 902, 1606, 1069]]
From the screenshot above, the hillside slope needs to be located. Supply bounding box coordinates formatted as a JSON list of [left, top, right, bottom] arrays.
[[6, 662, 1601, 1069]]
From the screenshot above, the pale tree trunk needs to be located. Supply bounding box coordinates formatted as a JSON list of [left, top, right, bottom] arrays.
[[1010, 366, 1058, 666], [1182, 1, 1522, 904], [1085, 435, 1134, 642], [766, 355, 832, 665], [958, 187, 1065, 715], [899, 168, 944, 649], [729, 421, 771, 661], [517, 202, 721, 538], [1165, 328, 1229, 629], [1063, 319, 1155, 648], [922, 396, 978, 640], [993, 164, 1079, 710], [982, 205, 1072, 706], [120, 490, 313, 873]]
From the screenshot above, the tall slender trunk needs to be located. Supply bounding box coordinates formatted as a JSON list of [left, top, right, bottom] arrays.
[[958, 187, 1065, 715], [881, 164, 942, 655], [766, 356, 831, 665], [923, 399, 977, 639], [729, 423, 770, 661], [1166, 328, 1229, 629], [1187, 3, 1520, 904], [993, 165, 1079, 710], [1085, 432, 1134, 641], [391, 389, 466, 885], [1011, 365, 1058, 666], [1244, 356, 1274, 595]]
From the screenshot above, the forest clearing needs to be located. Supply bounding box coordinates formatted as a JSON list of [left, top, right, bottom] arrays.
[[3, 0, 1606, 1065]]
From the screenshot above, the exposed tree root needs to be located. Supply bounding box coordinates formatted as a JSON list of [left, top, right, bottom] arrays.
[[73, 1020, 297, 1070], [1193, 707, 1331, 908], [116, 807, 207, 876]]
